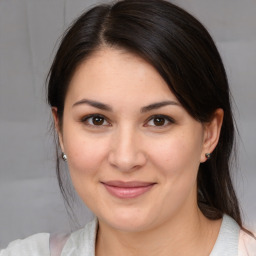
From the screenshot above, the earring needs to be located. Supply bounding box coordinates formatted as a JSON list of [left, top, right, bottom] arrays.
[[62, 152, 67, 161], [205, 153, 211, 160]]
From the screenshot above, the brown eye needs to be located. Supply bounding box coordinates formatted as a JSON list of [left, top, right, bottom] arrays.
[[153, 117, 165, 126], [146, 115, 174, 128], [82, 114, 110, 127], [92, 116, 104, 125]]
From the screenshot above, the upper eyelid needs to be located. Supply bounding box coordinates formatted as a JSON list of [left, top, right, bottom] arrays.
[[143, 115, 175, 128], [81, 113, 107, 120], [81, 114, 111, 125], [146, 114, 175, 122]]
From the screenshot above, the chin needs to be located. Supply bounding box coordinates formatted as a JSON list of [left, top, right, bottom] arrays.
[[99, 208, 158, 233]]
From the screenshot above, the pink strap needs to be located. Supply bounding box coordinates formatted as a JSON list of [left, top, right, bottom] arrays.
[[49, 233, 70, 256], [238, 230, 256, 256]]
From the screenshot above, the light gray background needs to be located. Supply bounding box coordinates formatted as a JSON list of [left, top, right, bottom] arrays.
[[0, 0, 255, 248]]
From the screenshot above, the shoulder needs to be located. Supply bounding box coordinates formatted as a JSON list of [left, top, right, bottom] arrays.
[[238, 230, 256, 256], [0, 233, 50, 256], [61, 218, 97, 255], [210, 215, 256, 256], [210, 215, 240, 255]]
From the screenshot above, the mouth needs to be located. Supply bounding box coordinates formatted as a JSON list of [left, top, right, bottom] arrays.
[[101, 180, 156, 199]]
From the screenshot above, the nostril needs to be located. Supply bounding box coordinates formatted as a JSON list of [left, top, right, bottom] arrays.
[[108, 150, 147, 172]]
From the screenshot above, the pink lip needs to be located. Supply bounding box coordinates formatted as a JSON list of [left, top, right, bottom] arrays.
[[101, 181, 156, 199]]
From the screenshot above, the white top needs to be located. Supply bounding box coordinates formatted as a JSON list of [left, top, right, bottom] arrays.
[[1, 215, 255, 256]]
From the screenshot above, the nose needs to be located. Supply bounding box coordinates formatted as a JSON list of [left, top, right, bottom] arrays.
[[108, 126, 147, 172]]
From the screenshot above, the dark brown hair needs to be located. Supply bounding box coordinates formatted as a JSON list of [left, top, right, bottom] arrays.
[[47, 0, 241, 226]]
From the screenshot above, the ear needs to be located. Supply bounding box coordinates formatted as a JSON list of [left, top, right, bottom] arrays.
[[52, 107, 65, 153], [200, 108, 224, 162]]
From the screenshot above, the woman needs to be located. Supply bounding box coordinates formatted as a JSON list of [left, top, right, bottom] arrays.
[[1, 0, 255, 255]]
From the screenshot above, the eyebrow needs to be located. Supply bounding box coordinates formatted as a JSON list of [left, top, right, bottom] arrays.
[[72, 98, 179, 112], [141, 100, 179, 113], [72, 99, 112, 111]]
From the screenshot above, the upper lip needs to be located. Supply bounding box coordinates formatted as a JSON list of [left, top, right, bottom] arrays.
[[101, 180, 156, 188]]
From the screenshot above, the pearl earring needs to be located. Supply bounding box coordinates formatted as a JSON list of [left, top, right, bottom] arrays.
[[62, 152, 67, 161], [205, 153, 211, 160]]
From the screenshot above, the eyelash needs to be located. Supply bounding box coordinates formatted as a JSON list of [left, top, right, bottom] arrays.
[[80, 114, 175, 128], [81, 114, 111, 127], [144, 115, 175, 128]]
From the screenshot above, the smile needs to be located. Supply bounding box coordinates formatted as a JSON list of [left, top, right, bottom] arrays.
[[101, 181, 156, 199]]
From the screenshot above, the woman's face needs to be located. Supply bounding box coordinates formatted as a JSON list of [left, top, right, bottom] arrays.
[[56, 48, 214, 232]]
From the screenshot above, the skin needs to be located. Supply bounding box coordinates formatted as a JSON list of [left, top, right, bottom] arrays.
[[53, 48, 224, 256]]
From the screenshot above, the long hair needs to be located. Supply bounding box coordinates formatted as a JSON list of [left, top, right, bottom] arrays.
[[47, 0, 241, 226]]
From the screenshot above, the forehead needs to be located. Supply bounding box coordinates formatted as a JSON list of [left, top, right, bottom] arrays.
[[66, 48, 177, 105]]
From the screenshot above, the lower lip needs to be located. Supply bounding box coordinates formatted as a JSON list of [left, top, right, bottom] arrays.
[[103, 184, 155, 199]]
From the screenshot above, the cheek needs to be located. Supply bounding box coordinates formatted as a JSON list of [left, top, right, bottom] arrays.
[[63, 134, 110, 204], [148, 133, 203, 215], [64, 133, 109, 178], [149, 130, 203, 178]]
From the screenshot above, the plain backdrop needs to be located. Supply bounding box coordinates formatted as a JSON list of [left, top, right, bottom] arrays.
[[0, 0, 255, 248]]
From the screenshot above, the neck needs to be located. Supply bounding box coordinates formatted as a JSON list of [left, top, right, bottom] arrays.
[[96, 208, 221, 256]]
